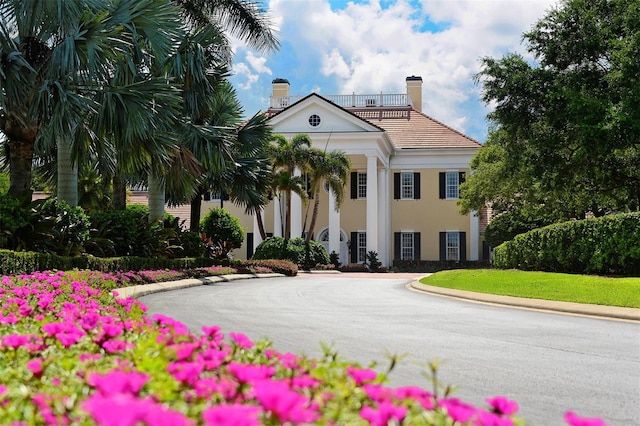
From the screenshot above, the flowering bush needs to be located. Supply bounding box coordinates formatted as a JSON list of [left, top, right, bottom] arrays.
[[0, 271, 608, 425]]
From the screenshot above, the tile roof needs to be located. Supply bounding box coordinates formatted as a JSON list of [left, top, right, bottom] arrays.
[[355, 108, 481, 150]]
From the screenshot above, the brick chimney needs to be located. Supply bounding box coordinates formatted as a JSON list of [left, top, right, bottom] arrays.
[[406, 75, 422, 112]]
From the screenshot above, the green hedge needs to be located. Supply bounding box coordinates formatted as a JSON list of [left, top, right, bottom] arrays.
[[493, 213, 640, 276], [0, 250, 219, 275]]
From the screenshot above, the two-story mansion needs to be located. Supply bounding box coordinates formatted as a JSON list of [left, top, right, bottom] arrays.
[[203, 76, 482, 267]]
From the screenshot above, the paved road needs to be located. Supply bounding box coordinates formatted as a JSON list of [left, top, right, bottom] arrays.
[[140, 274, 640, 425]]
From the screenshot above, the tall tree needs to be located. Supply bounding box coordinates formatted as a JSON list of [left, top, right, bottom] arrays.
[[466, 0, 640, 220], [270, 134, 314, 240], [0, 0, 183, 201], [304, 149, 351, 244]]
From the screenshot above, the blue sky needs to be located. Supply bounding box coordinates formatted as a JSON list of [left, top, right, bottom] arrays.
[[228, 0, 558, 142]]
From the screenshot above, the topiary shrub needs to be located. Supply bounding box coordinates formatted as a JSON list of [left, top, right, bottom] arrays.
[[252, 236, 329, 267], [200, 208, 244, 260]]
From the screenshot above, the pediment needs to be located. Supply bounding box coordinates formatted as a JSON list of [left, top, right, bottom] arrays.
[[267, 94, 383, 134]]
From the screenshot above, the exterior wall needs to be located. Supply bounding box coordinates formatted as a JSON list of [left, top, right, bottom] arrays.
[[389, 168, 471, 261]]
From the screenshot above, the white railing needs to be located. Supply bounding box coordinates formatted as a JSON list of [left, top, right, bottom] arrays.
[[269, 93, 412, 110]]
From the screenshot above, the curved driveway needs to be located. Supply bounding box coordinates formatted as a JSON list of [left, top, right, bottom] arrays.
[[140, 274, 640, 425]]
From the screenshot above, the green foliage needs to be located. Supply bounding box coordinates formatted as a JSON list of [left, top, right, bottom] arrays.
[[484, 210, 556, 248], [493, 213, 640, 276], [200, 208, 244, 259], [329, 251, 340, 269], [0, 172, 9, 194], [39, 199, 91, 256], [252, 236, 329, 266], [365, 251, 383, 272], [468, 0, 640, 220], [88, 205, 147, 256], [178, 231, 206, 257]]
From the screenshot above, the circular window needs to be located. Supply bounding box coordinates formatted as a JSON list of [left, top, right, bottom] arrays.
[[308, 114, 321, 127]]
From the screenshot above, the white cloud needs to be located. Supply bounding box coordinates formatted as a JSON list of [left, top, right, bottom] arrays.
[[238, 0, 559, 140], [232, 62, 260, 90]]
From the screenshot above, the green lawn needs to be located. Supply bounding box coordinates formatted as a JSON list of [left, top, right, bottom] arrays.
[[419, 269, 640, 308]]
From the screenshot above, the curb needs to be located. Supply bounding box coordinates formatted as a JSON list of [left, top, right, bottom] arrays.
[[113, 273, 284, 300], [409, 281, 640, 322]]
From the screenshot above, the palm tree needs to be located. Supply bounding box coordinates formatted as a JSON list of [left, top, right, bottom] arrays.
[[0, 0, 184, 201], [270, 134, 314, 240], [146, 0, 279, 222], [304, 149, 351, 244]]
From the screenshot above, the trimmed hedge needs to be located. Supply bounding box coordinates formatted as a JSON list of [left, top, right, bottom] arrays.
[[243, 259, 298, 276], [251, 236, 329, 268], [0, 250, 219, 276], [493, 213, 640, 276]]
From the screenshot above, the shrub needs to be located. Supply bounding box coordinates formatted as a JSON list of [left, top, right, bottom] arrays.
[[484, 210, 555, 248], [329, 251, 340, 269], [243, 259, 298, 276], [365, 250, 382, 272], [200, 208, 244, 259], [252, 236, 329, 267], [0, 270, 586, 426], [493, 213, 640, 276]]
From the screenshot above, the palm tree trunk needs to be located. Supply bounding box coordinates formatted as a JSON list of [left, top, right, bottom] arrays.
[[285, 189, 292, 241], [148, 173, 165, 222], [8, 139, 35, 200], [306, 189, 321, 243], [57, 136, 78, 206], [190, 188, 204, 232], [112, 172, 127, 210], [256, 209, 266, 240]]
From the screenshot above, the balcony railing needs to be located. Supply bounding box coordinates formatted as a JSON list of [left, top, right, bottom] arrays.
[[269, 93, 413, 110]]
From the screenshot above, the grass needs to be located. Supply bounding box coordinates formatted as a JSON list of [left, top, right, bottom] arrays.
[[419, 269, 640, 308]]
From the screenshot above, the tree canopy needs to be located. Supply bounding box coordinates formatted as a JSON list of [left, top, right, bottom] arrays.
[[461, 0, 640, 220]]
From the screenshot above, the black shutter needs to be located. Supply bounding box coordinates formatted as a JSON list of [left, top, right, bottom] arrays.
[[459, 172, 466, 185], [482, 241, 490, 261], [394, 232, 401, 260], [414, 232, 421, 261], [267, 232, 273, 238], [394, 173, 400, 199], [222, 191, 230, 201], [247, 233, 254, 259], [460, 232, 467, 261], [203, 192, 211, 201], [414, 172, 420, 199], [351, 232, 358, 263], [439, 232, 446, 261], [439, 173, 446, 199], [351, 172, 358, 199]]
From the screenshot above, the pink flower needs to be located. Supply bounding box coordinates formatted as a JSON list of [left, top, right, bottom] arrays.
[[228, 362, 275, 384], [26, 358, 44, 377], [564, 411, 610, 426], [202, 404, 262, 426], [474, 409, 514, 426], [346, 366, 378, 385], [167, 361, 204, 386], [252, 379, 319, 424], [360, 401, 407, 426], [102, 340, 134, 354], [229, 332, 254, 349], [486, 396, 519, 416], [88, 370, 149, 396], [0, 385, 7, 395], [82, 393, 150, 426], [439, 397, 477, 423]]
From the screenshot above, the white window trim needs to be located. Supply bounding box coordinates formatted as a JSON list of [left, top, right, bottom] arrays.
[[356, 231, 367, 263], [446, 230, 460, 261], [400, 171, 414, 200], [357, 172, 367, 199], [400, 230, 414, 261], [445, 171, 460, 200]]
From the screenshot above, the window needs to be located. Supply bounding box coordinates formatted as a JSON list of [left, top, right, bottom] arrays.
[[439, 171, 465, 199], [439, 231, 466, 262], [356, 232, 367, 263], [446, 232, 460, 261], [446, 172, 459, 199], [401, 232, 414, 260], [401, 172, 414, 199], [394, 172, 420, 199], [357, 172, 367, 199], [394, 232, 420, 261], [308, 114, 321, 127]]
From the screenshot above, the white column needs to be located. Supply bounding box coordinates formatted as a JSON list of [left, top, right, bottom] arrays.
[[273, 196, 282, 237], [470, 209, 480, 261], [366, 155, 378, 254], [328, 187, 341, 258], [377, 167, 389, 267], [291, 169, 303, 238]]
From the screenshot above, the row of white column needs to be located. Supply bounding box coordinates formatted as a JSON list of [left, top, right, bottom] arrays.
[[252, 155, 480, 264]]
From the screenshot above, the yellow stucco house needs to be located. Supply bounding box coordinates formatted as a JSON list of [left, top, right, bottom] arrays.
[[201, 76, 483, 267]]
